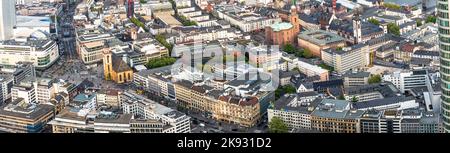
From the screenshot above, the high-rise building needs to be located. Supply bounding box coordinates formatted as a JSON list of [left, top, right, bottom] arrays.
[[125, 0, 134, 18], [0, 74, 14, 103], [439, 0, 450, 132], [0, 0, 16, 40]]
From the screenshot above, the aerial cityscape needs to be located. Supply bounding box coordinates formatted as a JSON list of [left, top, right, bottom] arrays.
[[0, 0, 448, 134]]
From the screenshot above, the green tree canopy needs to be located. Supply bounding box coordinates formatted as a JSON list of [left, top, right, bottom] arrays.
[[387, 23, 400, 36], [283, 44, 296, 54], [275, 85, 297, 100], [269, 117, 289, 133], [155, 34, 173, 54], [178, 15, 198, 26], [425, 16, 437, 24], [146, 57, 177, 69], [416, 19, 422, 27], [302, 49, 313, 58], [368, 74, 382, 84], [368, 18, 380, 26], [131, 17, 146, 30], [294, 48, 304, 58], [283, 85, 296, 94], [383, 3, 402, 10], [338, 94, 345, 100], [318, 63, 334, 71], [351, 96, 359, 103]]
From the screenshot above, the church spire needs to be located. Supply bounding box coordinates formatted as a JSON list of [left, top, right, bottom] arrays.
[[291, 0, 297, 11]]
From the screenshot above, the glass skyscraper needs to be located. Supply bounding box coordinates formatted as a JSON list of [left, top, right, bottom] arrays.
[[438, 0, 450, 132]]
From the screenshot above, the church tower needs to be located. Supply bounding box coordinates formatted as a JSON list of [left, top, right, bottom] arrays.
[[353, 13, 362, 44], [290, 0, 300, 35], [103, 47, 113, 81]]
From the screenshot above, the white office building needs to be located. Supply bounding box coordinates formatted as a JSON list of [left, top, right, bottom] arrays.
[[383, 69, 428, 93], [0, 32, 60, 69], [120, 91, 191, 133], [0, 74, 14, 103], [11, 82, 36, 104], [214, 4, 281, 32], [268, 94, 318, 130], [321, 45, 372, 74]]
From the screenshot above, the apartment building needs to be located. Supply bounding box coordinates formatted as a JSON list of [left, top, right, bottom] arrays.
[[382, 69, 429, 93], [96, 89, 120, 107], [268, 94, 319, 130], [321, 44, 373, 74], [0, 98, 54, 133], [215, 95, 261, 127], [76, 28, 114, 64], [120, 91, 191, 133], [296, 60, 329, 81], [343, 82, 400, 102], [310, 99, 364, 133], [214, 4, 281, 32], [34, 78, 57, 104], [0, 62, 36, 84], [49, 109, 176, 133], [342, 71, 370, 88], [11, 82, 36, 104], [360, 109, 441, 133], [0, 74, 13, 103]]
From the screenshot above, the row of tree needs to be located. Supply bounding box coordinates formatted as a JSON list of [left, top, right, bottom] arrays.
[[178, 15, 198, 26], [275, 84, 296, 100], [368, 15, 437, 37], [368, 19, 401, 36], [155, 34, 173, 54], [146, 57, 177, 69], [283, 44, 314, 58], [130, 17, 146, 30], [318, 63, 334, 71]]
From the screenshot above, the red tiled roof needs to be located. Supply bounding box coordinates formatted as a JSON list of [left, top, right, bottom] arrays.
[[218, 95, 259, 106], [401, 44, 415, 52], [239, 97, 258, 106]]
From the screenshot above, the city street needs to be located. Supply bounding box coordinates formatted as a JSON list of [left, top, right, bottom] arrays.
[[41, 2, 124, 89]]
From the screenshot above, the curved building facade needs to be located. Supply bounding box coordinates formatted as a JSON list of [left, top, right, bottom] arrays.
[[438, 0, 450, 132], [0, 39, 59, 69]]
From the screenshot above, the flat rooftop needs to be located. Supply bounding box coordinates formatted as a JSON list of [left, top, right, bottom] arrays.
[[0, 98, 54, 120], [298, 30, 345, 46], [311, 99, 364, 119], [272, 94, 320, 114], [154, 12, 182, 26], [95, 113, 132, 124], [16, 16, 52, 28]]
